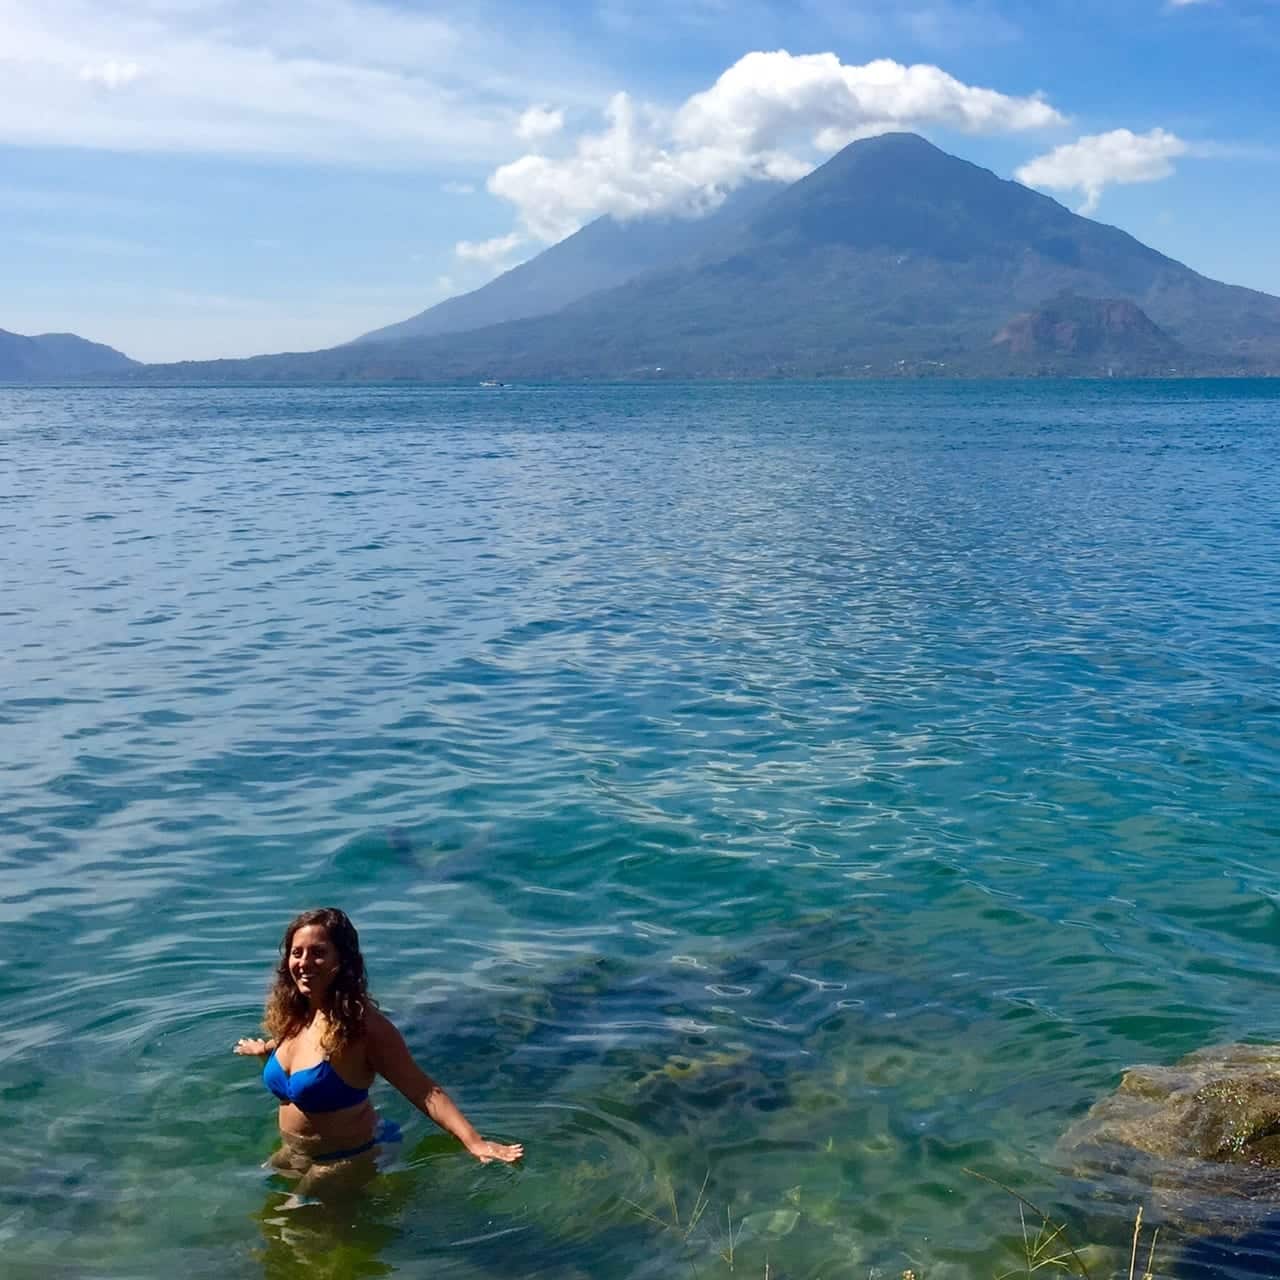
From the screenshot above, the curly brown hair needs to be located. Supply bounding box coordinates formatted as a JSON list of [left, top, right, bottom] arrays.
[[264, 907, 376, 1053]]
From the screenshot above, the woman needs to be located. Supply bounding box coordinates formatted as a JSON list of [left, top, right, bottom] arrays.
[[235, 907, 522, 1192]]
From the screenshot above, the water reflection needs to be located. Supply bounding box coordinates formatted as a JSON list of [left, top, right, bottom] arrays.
[[255, 1190, 403, 1280]]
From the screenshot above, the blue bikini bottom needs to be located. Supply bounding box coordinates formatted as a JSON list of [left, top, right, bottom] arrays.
[[309, 1117, 403, 1164]]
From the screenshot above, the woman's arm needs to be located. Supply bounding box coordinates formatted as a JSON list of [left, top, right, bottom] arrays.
[[233, 1037, 277, 1057], [366, 1011, 523, 1164]]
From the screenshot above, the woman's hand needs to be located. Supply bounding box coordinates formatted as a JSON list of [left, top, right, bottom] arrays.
[[365, 1011, 521, 1164], [466, 1138, 524, 1164], [234, 1037, 274, 1056]]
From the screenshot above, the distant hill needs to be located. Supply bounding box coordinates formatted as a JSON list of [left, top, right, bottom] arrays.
[[993, 294, 1183, 372], [351, 184, 777, 344], [0, 329, 138, 380], [126, 133, 1280, 380]]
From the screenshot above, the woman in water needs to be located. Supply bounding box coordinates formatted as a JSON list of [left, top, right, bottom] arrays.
[[235, 907, 522, 1193]]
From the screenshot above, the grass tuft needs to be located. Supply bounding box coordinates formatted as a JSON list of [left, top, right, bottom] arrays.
[[627, 1168, 1160, 1279]]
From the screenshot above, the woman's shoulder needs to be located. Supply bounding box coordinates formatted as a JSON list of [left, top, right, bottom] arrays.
[[361, 1006, 399, 1044], [359, 1006, 412, 1072]]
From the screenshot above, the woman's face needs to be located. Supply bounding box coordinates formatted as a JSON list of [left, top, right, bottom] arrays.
[[288, 923, 341, 1002]]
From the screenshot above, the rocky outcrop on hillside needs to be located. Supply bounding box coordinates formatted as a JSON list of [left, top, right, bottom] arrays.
[[994, 294, 1183, 370]]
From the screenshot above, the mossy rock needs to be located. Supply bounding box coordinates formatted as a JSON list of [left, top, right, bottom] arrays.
[[627, 1048, 749, 1091], [1061, 1043, 1280, 1232]]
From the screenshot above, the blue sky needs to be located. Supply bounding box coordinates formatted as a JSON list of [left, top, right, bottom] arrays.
[[4, 0, 1278, 363]]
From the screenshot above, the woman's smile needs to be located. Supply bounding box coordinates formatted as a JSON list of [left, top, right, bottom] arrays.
[[289, 924, 339, 1000]]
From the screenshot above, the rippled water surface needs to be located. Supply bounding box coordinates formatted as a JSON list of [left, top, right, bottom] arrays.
[[3, 380, 1280, 1279]]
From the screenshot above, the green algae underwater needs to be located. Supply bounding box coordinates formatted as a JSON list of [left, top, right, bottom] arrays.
[[3, 929, 1174, 1280], [4, 379, 1280, 1278]]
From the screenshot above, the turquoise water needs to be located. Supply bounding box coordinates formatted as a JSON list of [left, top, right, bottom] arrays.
[[3, 379, 1279, 1279]]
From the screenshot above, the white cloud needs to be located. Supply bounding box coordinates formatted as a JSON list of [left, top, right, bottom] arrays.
[[79, 59, 141, 89], [675, 51, 1062, 144], [487, 50, 1066, 243], [0, 0, 604, 164], [442, 181, 477, 195], [1015, 127, 1187, 214], [516, 105, 565, 143], [455, 231, 526, 267]]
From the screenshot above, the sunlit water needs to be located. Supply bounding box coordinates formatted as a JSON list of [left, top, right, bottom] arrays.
[[3, 380, 1279, 1279]]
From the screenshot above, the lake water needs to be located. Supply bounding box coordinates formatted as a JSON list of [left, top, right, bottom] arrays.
[[3, 380, 1280, 1279]]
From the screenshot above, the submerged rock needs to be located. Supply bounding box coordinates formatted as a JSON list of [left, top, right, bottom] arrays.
[[1061, 1043, 1280, 1231], [623, 1047, 792, 1136]]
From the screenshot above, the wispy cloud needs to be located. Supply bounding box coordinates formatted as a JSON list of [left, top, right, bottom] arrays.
[[1015, 128, 1187, 214], [16, 229, 157, 257], [901, 2, 1022, 48], [454, 231, 527, 274], [488, 49, 1066, 242], [1187, 138, 1280, 162], [1, 0, 604, 165], [594, 0, 1019, 53], [0, 184, 158, 216], [516, 105, 566, 143], [78, 59, 141, 89]]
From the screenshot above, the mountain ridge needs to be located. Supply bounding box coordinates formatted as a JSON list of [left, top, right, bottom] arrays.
[[113, 133, 1280, 380], [0, 329, 139, 381], [351, 184, 778, 345]]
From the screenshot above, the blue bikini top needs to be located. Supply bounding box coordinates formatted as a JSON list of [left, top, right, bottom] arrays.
[[263, 1050, 370, 1113]]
